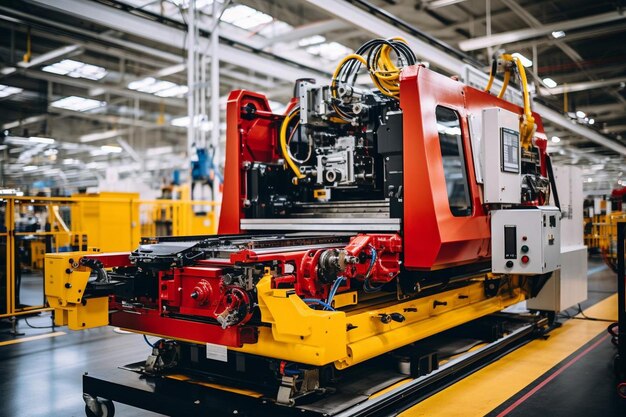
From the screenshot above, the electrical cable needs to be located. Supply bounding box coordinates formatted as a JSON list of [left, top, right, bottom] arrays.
[[279, 107, 305, 180], [325, 276, 346, 310], [22, 317, 53, 329], [301, 298, 335, 311], [143, 334, 155, 348], [484, 54, 536, 149], [363, 246, 384, 293], [286, 120, 312, 164], [329, 38, 417, 121]]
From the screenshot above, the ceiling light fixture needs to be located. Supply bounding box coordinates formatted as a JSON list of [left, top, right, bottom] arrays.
[[511, 53, 532, 67], [551, 136, 560, 143], [50, 96, 106, 112], [42, 59, 107, 80], [551, 30, 566, 39], [0, 84, 23, 98], [542, 78, 558, 88], [29, 136, 56, 144], [100, 145, 123, 153]]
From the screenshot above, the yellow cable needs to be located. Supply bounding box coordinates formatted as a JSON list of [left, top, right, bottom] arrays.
[[23, 27, 32, 63], [279, 110, 304, 180], [331, 54, 368, 98], [496, 54, 535, 148], [497, 71, 510, 99], [485, 60, 495, 93]]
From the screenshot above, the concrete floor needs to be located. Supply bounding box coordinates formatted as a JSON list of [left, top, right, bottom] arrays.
[[0, 255, 620, 417]]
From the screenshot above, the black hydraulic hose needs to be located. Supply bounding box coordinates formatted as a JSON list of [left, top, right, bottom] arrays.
[[545, 155, 561, 210]]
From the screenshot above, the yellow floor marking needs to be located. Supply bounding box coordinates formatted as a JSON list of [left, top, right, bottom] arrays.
[[399, 294, 618, 417], [370, 378, 413, 399], [0, 331, 66, 346], [165, 374, 263, 398], [191, 381, 264, 398]]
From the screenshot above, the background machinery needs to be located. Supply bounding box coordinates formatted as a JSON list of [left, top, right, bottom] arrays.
[[45, 38, 582, 414]]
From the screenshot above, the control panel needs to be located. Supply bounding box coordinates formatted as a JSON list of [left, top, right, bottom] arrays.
[[482, 107, 521, 204], [491, 206, 561, 274]]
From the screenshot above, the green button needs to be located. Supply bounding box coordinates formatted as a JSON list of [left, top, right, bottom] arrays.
[[521, 245, 529, 253]]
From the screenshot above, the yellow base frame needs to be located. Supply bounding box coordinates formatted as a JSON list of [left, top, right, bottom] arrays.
[[235, 276, 526, 369], [45, 251, 526, 369]]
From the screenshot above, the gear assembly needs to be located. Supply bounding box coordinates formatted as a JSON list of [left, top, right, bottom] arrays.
[[46, 38, 565, 412]]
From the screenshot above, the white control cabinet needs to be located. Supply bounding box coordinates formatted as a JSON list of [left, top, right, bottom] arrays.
[[527, 165, 588, 311], [482, 108, 521, 204], [491, 206, 561, 274]]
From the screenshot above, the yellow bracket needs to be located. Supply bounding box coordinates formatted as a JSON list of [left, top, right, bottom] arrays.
[[45, 251, 109, 330]]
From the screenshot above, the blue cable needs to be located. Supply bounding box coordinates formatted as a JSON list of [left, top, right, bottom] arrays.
[[302, 298, 335, 311], [365, 246, 377, 278], [363, 246, 384, 293], [325, 276, 346, 310]]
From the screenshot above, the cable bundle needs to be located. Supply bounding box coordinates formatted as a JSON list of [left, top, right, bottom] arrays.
[[331, 38, 417, 120]]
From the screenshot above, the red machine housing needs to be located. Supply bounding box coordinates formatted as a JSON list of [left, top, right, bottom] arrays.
[[218, 65, 548, 270]]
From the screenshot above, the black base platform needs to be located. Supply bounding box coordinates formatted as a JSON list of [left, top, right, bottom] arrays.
[[82, 314, 545, 417]]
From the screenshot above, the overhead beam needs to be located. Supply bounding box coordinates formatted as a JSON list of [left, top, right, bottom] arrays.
[[2, 114, 47, 130], [258, 19, 350, 47], [579, 102, 626, 115], [459, 11, 626, 51], [534, 103, 626, 155], [425, 0, 469, 9], [25, 0, 325, 83], [502, 23, 626, 53], [540, 76, 626, 95], [16, 44, 83, 68], [304, 0, 626, 157], [303, 0, 467, 75], [602, 124, 626, 133]]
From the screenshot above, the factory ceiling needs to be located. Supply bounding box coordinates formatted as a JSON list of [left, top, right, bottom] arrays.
[[0, 0, 624, 193]]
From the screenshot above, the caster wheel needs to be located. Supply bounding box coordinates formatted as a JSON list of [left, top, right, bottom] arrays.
[[618, 383, 626, 399], [85, 399, 115, 417]]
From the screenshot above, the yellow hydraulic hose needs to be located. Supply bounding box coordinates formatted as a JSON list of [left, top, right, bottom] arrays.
[[497, 70, 511, 99], [487, 53, 536, 149], [279, 109, 305, 180]]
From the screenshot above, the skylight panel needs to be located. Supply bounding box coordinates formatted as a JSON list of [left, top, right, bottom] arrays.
[[50, 96, 106, 112], [221, 5, 273, 30], [128, 77, 187, 97], [0, 84, 23, 98], [257, 21, 293, 37], [306, 42, 353, 61], [42, 59, 108, 80], [299, 35, 326, 47]]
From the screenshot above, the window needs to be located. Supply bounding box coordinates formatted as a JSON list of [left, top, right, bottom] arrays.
[[435, 106, 472, 216]]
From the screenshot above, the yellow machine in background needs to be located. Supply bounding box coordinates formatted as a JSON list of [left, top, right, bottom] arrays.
[[71, 192, 140, 252], [585, 193, 626, 272]]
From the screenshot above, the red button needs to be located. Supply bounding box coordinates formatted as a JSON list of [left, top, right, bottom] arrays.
[[521, 255, 529, 264]]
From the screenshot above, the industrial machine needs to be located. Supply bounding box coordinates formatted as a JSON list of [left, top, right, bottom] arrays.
[[46, 39, 568, 415]]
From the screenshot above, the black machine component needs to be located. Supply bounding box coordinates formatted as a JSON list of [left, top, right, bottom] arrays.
[[520, 146, 551, 204], [245, 78, 404, 221]]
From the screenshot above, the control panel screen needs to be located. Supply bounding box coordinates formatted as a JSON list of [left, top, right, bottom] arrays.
[[504, 225, 517, 259], [500, 128, 520, 173]]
